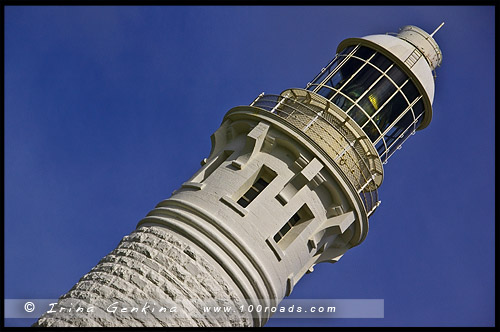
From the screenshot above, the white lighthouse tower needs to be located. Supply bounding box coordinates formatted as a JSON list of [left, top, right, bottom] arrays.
[[34, 24, 443, 327]]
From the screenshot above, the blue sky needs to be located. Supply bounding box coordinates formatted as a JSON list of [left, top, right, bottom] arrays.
[[4, 6, 495, 327]]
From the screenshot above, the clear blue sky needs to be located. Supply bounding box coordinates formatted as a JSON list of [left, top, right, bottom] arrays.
[[4, 5, 495, 327]]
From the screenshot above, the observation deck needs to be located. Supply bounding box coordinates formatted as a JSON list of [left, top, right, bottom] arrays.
[[251, 88, 382, 217]]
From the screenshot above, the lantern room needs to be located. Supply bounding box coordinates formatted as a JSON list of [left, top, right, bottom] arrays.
[[305, 25, 443, 163]]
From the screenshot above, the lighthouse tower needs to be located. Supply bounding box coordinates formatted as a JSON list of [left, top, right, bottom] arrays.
[[34, 24, 443, 327]]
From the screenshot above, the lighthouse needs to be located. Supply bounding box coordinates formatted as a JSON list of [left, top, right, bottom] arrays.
[[34, 24, 443, 327]]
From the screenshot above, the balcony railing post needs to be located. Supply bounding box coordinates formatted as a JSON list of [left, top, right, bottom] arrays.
[[270, 95, 287, 114], [250, 92, 265, 106]]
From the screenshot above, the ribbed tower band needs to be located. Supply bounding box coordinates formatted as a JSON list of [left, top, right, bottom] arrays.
[[33, 225, 254, 327]]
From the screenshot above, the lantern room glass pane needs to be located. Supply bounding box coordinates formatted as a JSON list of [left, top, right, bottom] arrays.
[[339, 45, 355, 56], [378, 111, 414, 157], [375, 92, 408, 133], [363, 120, 381, 142], [307, 46, 356, 90], [412, 99, 425, 119], [340, 64, 381, 102], [332, 93, 354, 111], [310, 58, 341, 86], [402, 81, 420, 103], [354, 46, 375, 60], [324, 70, 344, 91], [387, 66, 407, 86], [394, 111, 414, 134], [317, 85, 336, 100], [385, 120, 404, 140], [332, 57, 364, 91], [358, 77, 396, 116], [347, 105, 368, 126], [370, 52, 392, 71]]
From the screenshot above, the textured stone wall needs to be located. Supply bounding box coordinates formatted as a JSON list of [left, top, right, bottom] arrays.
[[33, 225, 253, 327]]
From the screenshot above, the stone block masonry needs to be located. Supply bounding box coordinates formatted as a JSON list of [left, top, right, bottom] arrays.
[[33, 225, 253, 327]]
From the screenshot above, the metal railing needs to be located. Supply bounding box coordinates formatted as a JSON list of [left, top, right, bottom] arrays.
[[251, 93, 380, 217]]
